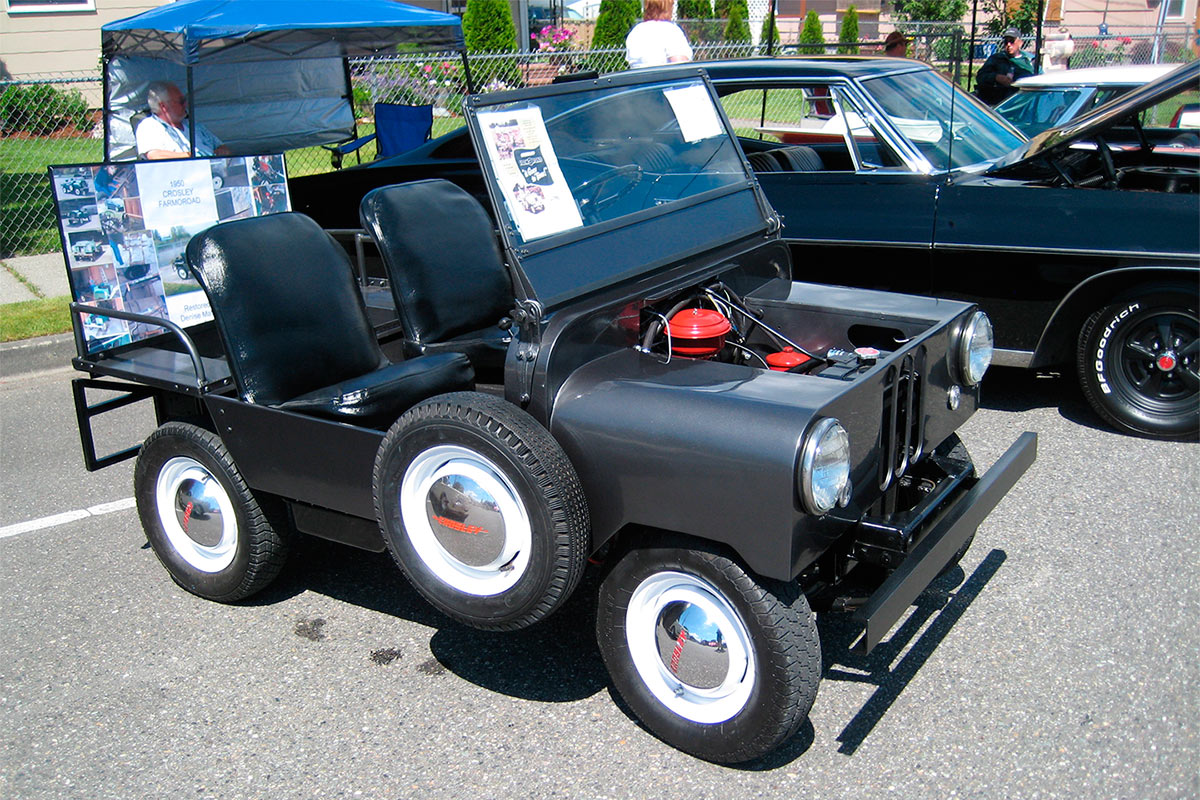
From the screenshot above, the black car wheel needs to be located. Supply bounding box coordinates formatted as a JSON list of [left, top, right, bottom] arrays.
[[373, 392, 589, 631], [596, 534, 821, 764], [134, 422, 290, 602], [1078, 285, 1199, 440]]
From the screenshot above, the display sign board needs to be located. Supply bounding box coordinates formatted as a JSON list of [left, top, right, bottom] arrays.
[[50, 155, 290, 353]]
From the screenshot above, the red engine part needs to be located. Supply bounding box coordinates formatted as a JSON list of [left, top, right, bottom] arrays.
[[766, 347, 811, 371], [667, 308, 731, 358]]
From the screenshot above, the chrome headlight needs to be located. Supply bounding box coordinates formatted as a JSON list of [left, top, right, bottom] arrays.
[[958, 311, 994, 386], [799, 419, 851, 515]]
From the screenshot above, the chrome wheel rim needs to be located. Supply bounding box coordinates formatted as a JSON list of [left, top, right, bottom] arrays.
[[155, 456, 238, 572], [625, 571, 755, 724], [399, 445, 531, 596]]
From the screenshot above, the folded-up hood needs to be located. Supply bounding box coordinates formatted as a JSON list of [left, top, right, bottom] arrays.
[[987, 60, 1200, 174]]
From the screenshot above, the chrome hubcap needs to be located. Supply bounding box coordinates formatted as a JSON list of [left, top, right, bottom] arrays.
[[626, 572, 754, 724], [400, 445, 531, 596], [155, 457, 237, 572]]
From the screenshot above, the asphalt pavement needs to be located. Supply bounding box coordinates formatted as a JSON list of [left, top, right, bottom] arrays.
[[0, 357, 1196, 798]]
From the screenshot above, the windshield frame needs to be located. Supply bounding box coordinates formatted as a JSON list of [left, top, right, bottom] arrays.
[[464, 70, 771, 310]]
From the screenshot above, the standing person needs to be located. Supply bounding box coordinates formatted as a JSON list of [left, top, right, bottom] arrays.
[[883, 30, 908, 58], [974, 28, 1035, 105], [625, 0, 693, 69], [136, 81, 230, 160]]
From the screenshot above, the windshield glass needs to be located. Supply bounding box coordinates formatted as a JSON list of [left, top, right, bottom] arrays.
[[862, 70, 1025, 170], [472, 78, 748, 244], [996, 88, 1085, 136]]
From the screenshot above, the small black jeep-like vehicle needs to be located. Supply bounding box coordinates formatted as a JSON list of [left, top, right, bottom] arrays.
[[69, 69, 1035, 763]]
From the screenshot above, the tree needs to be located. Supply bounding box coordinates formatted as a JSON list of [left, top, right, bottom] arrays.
[[678, 0, 711, 19], [893, 0, 967, 22], [837, 6, 859, 54], [590, 0, 640, 70], [462, 0, 518, 54], [980, 0, 1037, 36], [798, 11, 825, 54], [724, 0, 751, 43]]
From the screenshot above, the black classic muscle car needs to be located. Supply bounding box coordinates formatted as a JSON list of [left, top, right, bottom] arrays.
[[296, 58, 1197, 439]]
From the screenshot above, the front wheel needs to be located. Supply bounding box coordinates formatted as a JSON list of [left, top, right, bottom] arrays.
[[597, 534, 821, 763], [134, 422, 290, 602], [374, 392, 590, 631], [1077, 285, 1199, 439]]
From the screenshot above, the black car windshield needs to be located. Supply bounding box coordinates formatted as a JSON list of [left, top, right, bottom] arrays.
[[862, 70, 1025, 170], [471, 78, 749, 244]]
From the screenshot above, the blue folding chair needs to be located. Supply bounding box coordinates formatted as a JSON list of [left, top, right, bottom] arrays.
[[326, 103, 434, 169]]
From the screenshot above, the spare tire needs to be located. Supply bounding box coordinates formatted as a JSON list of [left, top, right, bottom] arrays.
[[373, 392, 590, 630]]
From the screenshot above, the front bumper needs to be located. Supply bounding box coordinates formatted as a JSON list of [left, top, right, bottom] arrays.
[[850, 431, 1037, 654]]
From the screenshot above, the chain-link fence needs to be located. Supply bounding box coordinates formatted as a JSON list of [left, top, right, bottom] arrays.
[[3, 27, 1195, 258]]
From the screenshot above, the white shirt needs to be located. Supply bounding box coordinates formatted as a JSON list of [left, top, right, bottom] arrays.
[[625, 21, 693, 69], [136, 114, 223, 158]]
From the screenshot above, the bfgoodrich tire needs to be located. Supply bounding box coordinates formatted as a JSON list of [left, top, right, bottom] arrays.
[[1077, 285, 1199, 440], [134, 422, 290, 602], [373, 392, 589, 631], [597, 534, 821, 764]]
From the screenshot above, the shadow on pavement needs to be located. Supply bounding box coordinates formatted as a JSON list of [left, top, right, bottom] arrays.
[[980, 366, 1110, 433], [819, 549, 1007, 756]]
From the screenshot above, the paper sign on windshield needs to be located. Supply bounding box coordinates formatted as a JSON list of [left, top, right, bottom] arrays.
[[664, 85, 724, 143], [52, 155, 289, 353], [477, 107, 582, 241]]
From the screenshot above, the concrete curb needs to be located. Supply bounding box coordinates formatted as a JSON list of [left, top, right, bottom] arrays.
[[0, 333, 77, 378]]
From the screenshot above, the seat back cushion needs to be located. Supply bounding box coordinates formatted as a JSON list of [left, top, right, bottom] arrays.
[[187, 212, 385, 407], [360, 179, 514, 345], [775, 145, 825, 171]]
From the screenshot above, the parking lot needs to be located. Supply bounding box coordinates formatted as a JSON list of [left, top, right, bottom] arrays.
[[0, 363, 1195, 799]]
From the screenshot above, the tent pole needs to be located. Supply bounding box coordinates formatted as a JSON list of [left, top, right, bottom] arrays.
[[102, 56, 112, 161], [460, 51, 475, 94], [185, 68, 197, 157]]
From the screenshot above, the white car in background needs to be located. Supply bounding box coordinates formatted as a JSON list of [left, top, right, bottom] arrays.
[[995, 63, 1180, 136]]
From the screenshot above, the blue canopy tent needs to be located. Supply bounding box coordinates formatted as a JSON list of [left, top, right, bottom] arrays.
[[101, 0, 468, 161]]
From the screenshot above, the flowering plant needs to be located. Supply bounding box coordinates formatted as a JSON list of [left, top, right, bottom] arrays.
[[531, 25, 575, 53]]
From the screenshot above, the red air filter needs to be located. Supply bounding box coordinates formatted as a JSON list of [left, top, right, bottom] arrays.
[[667, 308, 731, 358], [766, 347, 811, 371]]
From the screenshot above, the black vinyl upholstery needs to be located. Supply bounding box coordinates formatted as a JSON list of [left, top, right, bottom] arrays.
[[747, 145, 824, 173], [359, 180, 513, 375], [186, 212, 474, 428]]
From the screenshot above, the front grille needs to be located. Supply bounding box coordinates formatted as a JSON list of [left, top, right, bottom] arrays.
[[879, 351, 924, 492]]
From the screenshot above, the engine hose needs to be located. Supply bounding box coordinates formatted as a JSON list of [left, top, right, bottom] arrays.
[[641, 296, 703, 352]]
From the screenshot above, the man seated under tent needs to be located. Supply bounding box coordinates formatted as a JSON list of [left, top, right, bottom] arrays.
[[136, 81, 231, 160]]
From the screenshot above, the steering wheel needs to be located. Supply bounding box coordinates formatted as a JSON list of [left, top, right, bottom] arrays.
[[575, 164, 644, 220]]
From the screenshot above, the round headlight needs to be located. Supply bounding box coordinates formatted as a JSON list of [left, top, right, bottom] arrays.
[[959, 311, 994, 386], [799, 418, 851, 515]]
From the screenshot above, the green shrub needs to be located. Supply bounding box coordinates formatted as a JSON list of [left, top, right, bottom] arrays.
[[677, 0, 710, 18], [798, 11, 825, 54], [837, 6, 859, 54], [0, 84, 91, 135], [723, 1, 751, 43], [462, 0, 518, 53], [590, 0, 640, 69]]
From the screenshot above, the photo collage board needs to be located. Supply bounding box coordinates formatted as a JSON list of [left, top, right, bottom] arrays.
[[51, 155, 290, 353]]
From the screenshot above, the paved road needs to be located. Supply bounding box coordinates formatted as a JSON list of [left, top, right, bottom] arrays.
[[1, 364, 1196, 799]]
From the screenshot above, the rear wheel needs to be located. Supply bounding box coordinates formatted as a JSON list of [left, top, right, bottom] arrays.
[[1077, 285, 1199, 439], [597, 534, 821, 764], [134, 422, 289, 602]]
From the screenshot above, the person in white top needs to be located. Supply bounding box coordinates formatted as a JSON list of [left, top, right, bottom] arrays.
[[625, 0, 693, 69], [135, 81, 230, 160]]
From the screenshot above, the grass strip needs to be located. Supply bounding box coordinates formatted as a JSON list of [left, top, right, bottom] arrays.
[[0, 295, 73, 342]]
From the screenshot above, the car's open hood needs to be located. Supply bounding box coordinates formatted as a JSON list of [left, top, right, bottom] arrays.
[[987, 60, 1200, 174]]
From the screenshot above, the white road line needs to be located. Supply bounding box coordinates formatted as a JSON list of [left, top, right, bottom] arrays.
[[0, 497, 136, 540]]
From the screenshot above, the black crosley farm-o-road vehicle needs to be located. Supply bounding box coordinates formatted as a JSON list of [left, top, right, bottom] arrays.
[[69, 69, 1036, 763]]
